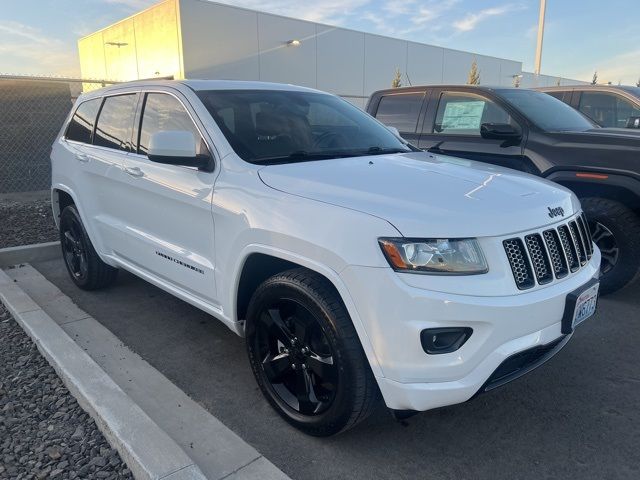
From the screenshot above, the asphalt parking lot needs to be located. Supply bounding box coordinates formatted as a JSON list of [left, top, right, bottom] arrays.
[[33, 257, 640, 480]]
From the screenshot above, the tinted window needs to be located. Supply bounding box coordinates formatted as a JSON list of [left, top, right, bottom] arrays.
[[196, 90, 410, 164], [433, 92, 513, 136], [499, 89, 595, 132], [546, 91, 570, 103], [579, 92, 640, 128], [94, 94, 136, 151], [65, 98, 101, 143], [375, 93, 424, 133], [138, 93, 203, 155]]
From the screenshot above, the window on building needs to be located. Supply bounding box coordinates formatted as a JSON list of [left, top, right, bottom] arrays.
[[375, 93, 424, 133], [65, 98, 102, 144], [433, 92, 512, 136], [138, 93, 204, 155], [94, 94, 137, 151]]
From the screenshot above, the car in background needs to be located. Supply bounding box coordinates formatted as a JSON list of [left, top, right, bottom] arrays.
[[538, 85, 640, 130], [366, 85, 640, 294]]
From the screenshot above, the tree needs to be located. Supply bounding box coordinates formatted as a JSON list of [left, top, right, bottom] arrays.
[[467, 59, 480, 85], [591, 71, 598, 85], [556, 77, 561, 86], [391, 68, 402, 88]]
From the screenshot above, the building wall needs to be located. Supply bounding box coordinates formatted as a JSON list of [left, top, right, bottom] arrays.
[[79, 0, 588, 105], [178, 0, 525, 108], [520, 71, 591, 88], [78, 0, 182, 86]]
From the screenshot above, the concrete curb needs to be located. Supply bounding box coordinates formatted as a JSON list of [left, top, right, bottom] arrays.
[[0, 241, 61, 268], [0, 269, 207, 480]]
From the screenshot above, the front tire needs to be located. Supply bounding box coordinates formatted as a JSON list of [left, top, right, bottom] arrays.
[[245, 268, 378, 436], [581, 197, 640, 294], [59, 205, 118, 290]]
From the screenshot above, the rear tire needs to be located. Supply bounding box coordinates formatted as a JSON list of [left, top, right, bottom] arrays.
[[59, 205, 118, 290], [245, 268, 378, 436], [581, 197, 640, 294]]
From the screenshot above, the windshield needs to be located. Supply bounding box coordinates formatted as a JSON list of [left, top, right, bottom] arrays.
[[196, 90, 412, 164], [498, 89, 597, 132]]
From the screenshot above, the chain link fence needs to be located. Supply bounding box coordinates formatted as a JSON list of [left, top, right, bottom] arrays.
[[0, 76, 117, 194]]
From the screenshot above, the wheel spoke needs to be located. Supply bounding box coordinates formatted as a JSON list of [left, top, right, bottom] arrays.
[[262, 352, 292, 383], [295, 369, 318, 414], [78, 252, 88, 276], [306, 353, 336, 388], [261, 309, 293, 345]]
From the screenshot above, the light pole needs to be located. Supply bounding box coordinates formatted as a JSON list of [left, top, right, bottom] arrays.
[[534, 0, 546, 76]]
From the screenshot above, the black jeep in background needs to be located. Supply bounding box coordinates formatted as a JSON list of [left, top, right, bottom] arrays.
[[366, 86, 640, 294]]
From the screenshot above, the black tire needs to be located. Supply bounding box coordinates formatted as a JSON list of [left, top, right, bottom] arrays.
[[245, 268, 378, 436], [59, 205, 118, 290], [581, 197, 640, 294]]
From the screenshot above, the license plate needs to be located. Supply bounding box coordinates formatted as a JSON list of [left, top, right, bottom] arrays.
[[572, 282, 599, 328]]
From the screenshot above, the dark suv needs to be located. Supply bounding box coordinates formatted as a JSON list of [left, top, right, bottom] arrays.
[[366, 85, 640, 293], [538, 85, 640, 129]]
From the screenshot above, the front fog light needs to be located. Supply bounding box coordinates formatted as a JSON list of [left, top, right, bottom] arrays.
[[421, 327, 473, 354]]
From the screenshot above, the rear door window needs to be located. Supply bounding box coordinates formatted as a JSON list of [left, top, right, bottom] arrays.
[[94, 94, 137, 151], [65, 98, 102, 144], [577, 91, 640, 128], [375, 93, 424, 133], [546, 91, 570, 104]]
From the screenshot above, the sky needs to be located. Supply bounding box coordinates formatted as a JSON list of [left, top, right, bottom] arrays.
[[1, 0, 639, 85]]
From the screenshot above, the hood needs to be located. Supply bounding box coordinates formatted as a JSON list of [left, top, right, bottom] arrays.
[[587, 127, 640, 138], [258, 152, 579, 238]]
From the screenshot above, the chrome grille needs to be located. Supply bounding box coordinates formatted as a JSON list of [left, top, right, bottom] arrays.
[[504, 213, 593, 289]]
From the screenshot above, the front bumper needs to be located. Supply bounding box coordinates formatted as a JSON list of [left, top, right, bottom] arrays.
[[340, 249, 600, 411]]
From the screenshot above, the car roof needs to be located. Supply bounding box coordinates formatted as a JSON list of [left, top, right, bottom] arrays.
[[78, 79, 326, 100], [371, 85, 520, 96]]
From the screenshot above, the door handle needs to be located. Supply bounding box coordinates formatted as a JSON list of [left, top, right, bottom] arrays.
[[125, 166, 144, 178], [76, 153, 90, 163]]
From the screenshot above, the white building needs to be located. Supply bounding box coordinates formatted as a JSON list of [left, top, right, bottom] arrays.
[[79, 0, 587, 108]]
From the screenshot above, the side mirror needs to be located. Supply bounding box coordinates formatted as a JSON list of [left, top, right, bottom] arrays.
[[480, 123, 522, 141], [625, 116, 640, 129], [148, 130, 210, 169]]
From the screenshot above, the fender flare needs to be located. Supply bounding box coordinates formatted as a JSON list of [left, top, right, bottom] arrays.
[[230, 244, 384, 377], [543, 169, 640, 207]]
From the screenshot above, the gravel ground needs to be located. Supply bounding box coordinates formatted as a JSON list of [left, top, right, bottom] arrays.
[[0, 303, 133, 480], [0, 199, 58, 249]]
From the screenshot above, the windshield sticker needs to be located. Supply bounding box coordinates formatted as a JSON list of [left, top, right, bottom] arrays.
[[441, 101, 485, 130]]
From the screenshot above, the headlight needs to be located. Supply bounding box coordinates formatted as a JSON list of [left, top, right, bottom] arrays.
[[378, 238, 488, 274]]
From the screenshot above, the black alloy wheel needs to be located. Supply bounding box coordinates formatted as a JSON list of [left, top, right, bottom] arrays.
[[589, 220, 619, 275], [581, 197, 640, 294], [58, 205, 118, 290], [254, 299, 338, 415], [246, 268, 378, 436], [61, 210, 89, 281]]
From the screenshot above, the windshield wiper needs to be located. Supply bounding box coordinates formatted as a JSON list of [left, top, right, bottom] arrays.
[[253, 151, 357, 164], [365, 146, 412, 155]]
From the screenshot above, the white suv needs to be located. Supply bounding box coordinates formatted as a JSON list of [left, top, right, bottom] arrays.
[[51, 80, 601, 436]]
